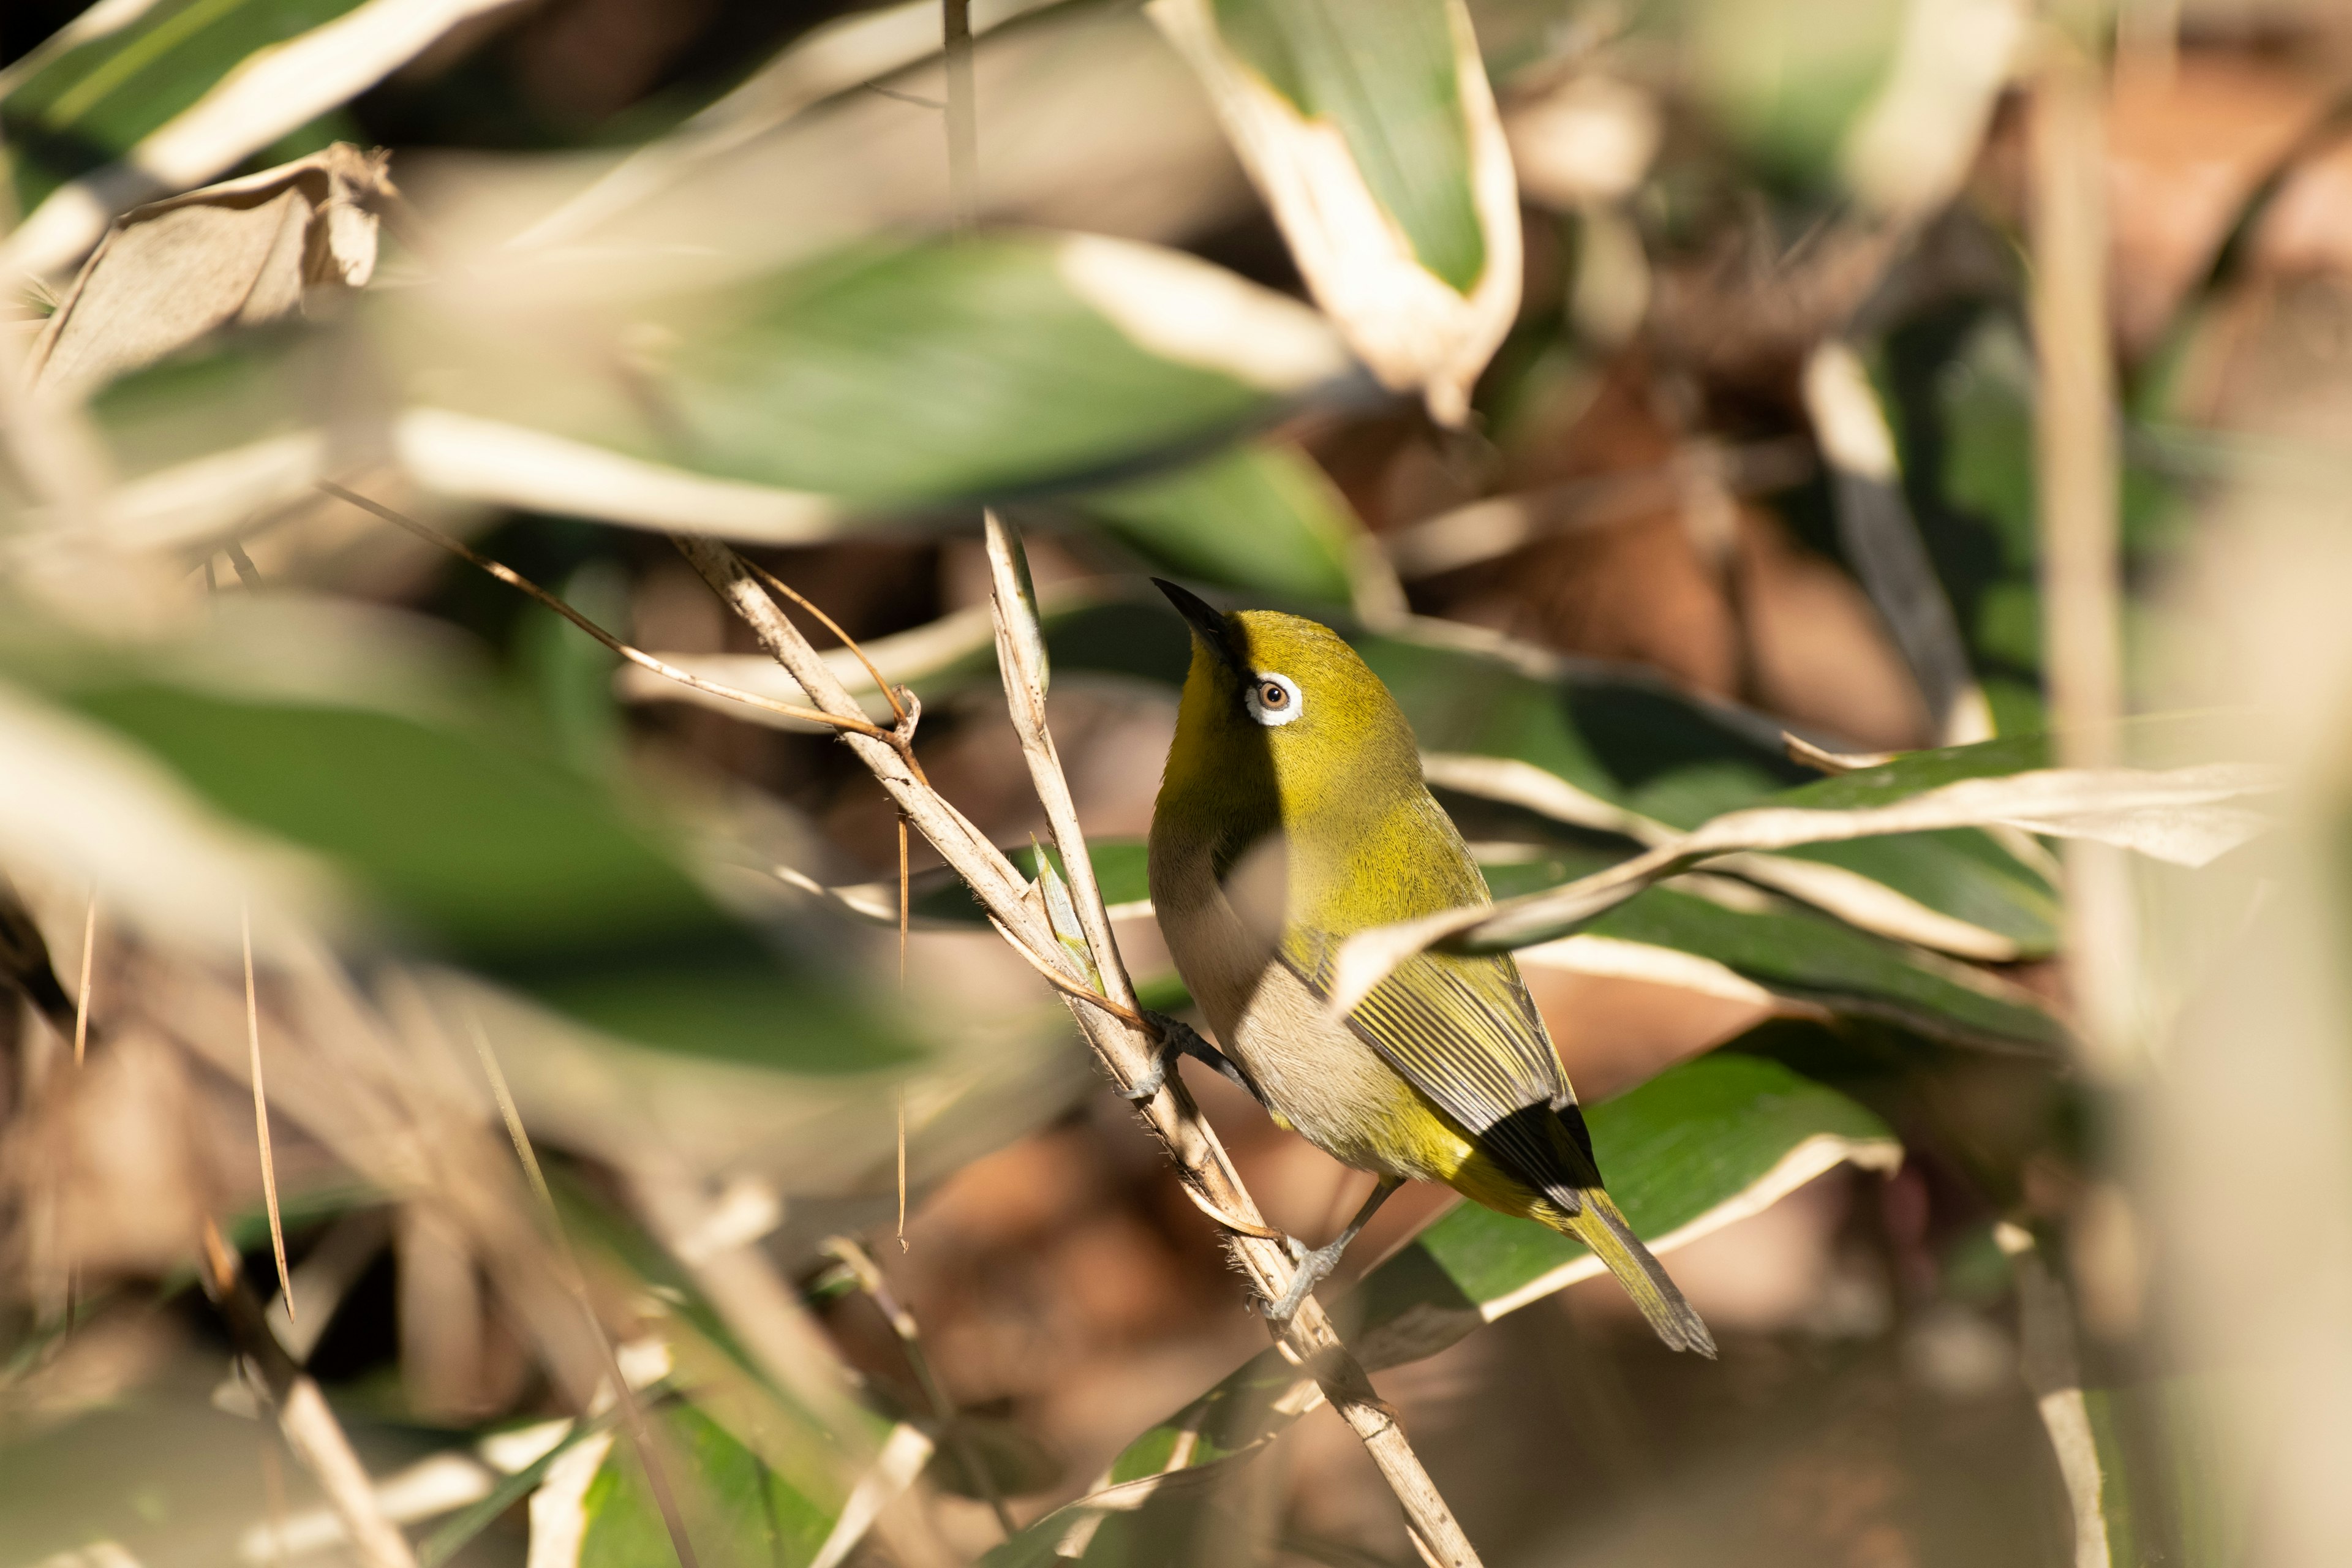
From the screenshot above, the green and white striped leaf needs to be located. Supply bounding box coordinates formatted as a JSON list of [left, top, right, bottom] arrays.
[[1331, 735, 2278, 1013], [1149, 0, 1520, 424], [836, 835, 2059, 1054], [0, 598, 920, 1072], [626, 590, 2066, 963], [1, 0, 526, 279], [45, 232, 1359, 554], [982, 1052, 1899, 1565]]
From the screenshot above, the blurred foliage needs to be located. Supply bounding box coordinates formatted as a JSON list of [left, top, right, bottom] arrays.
[[3, 0, 2334, 1564]]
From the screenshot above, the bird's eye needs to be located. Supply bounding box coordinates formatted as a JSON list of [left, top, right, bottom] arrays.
[[1244, 671, 1304, 727]]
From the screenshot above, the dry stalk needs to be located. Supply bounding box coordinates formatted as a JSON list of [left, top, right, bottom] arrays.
[[199, 1217, 421, 1568], [241, 903, 295, 1316], [822, 1234, 1015, 1536], [2029, 18, 2136, 1069], [669, 532, 1486, 1568]]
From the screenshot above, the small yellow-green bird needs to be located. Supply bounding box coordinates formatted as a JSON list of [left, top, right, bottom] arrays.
[[1142, 581, 1713, 1355]]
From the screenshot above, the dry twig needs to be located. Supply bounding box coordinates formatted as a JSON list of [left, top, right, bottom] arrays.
[[199, 1217, 420, 1568], [669, 530, 1487, 1567], [822, 1234, 1014, 1536], [241, 904, 295, 1317]]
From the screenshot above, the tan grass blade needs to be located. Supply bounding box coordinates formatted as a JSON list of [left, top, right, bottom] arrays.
[[243, 902, 296, 1319]]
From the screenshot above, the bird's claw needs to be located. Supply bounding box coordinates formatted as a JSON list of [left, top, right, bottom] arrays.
[[1119, 1012, 1231, 1102], [1117, 1046, 1169, 1102], [1262, 1238, 1343, 1326]]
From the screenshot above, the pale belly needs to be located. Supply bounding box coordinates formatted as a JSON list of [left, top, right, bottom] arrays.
[[1156, 886, 1477, 1186]]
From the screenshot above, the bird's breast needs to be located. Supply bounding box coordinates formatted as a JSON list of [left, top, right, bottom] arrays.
[[1152, 839, 1475, 1185]]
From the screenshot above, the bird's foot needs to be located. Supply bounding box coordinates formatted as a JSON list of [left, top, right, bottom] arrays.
[[1262, 1237, 1346, 1327], [1120, 1012, 1263, 1105], [1116, 1020, 1179, 1102]]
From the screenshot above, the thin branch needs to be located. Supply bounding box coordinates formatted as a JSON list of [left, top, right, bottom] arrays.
[[226, 540, 266, 591], [460, 1016, 703, 1568], [984, 914, 1148, 1029], [942, 0, 978, 231], [317, 483, 899, 746], [1996, 1223, 2113, 1568], [198, 1218, 419, 1568], [72, 892, 94, 1068], [821, 1235, 1014, 1536], [242, 903, 295, 1319], [742, 557, 907, 726], [671, 535, 1485, 1567], [465, 1010, 554, 1215]]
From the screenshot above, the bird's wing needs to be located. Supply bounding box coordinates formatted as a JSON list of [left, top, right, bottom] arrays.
[[1284, 929, 1602, 1203]]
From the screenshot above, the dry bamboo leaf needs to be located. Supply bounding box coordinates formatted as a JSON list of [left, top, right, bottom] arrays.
[[28, 144, 395, 404]]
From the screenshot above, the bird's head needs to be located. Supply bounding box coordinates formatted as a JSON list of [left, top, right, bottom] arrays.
[[1154, 579, 1422, 824]]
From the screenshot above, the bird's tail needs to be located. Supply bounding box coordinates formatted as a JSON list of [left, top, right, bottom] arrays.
[[1550, 1191, 1716, 1358]]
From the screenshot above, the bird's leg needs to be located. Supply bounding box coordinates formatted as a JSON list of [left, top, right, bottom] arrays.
[[1120, 1011, 1264, 1106], [1264, 1175, 1403, 1325]]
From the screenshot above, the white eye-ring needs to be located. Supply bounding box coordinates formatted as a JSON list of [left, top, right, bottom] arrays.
[[1245, 671, 1304, 727]]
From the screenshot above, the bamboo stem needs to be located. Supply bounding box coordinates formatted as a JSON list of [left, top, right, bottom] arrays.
[[2029, 17, 2137, 1070]]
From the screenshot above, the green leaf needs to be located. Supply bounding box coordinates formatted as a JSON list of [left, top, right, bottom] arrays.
[[576, 1401, 840, 1568], [1152, 0, 1516, 423], [986, 1053, 1898, 1564], [1210, 0, 1484, 290], [61, 233, 1357, 546], [402, 232, 1351, 512], [6, 604, 919, 1073], [2, 0, 369, 213], [1074, 440, 1365, 608], [878, 836, 2058, 1052], [1574, 883, 2064, 1054]]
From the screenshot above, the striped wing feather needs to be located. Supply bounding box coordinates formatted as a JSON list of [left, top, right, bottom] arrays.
[[1284, 930, 1602, 1208]]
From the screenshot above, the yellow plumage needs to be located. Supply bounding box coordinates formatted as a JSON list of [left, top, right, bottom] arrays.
[[1146, 584, 1713, 1355]]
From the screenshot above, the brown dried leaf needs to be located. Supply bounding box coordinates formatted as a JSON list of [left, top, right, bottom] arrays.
[[28, 144, 394, 403], [2105, 51, 2337, 354]]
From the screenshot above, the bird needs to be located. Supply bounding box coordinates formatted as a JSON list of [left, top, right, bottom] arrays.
[[1140, 579, 1713, 1355]]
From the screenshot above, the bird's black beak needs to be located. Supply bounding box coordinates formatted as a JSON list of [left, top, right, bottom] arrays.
[[1153, 578, 1241, 673]]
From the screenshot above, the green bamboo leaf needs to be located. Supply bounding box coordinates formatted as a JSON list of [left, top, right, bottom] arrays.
[[631, 591, 2062, 963], [1, 0, 524, 278], [1150, 0, 1520, 423], [1075, 441, 1368, 609], [1, 601, 920, 1072], [985, 1053, 1899, 1564], [52, 233, 1359, 548]]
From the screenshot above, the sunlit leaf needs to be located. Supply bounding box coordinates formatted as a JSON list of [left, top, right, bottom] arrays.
[[1, 0, 526, 279], [0, 601, 919, 1072], [1150, 0, 1520, 422]]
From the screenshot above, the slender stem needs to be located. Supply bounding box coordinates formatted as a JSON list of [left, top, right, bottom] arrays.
[[823, 1236, 1014, 1536], [672, 536, 1485, 1567], [199, 1219, 420, 1568], [72, 892, 94, 1068], [242, 904, 295, 1319], [318, 483, 898, 745], [942, 0, 978, 230], [2029, 21, 2136, 1068]]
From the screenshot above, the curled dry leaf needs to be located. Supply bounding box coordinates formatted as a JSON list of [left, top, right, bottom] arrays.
[[28, 144, 395, 404], [1148, 0, 1519, 425]]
